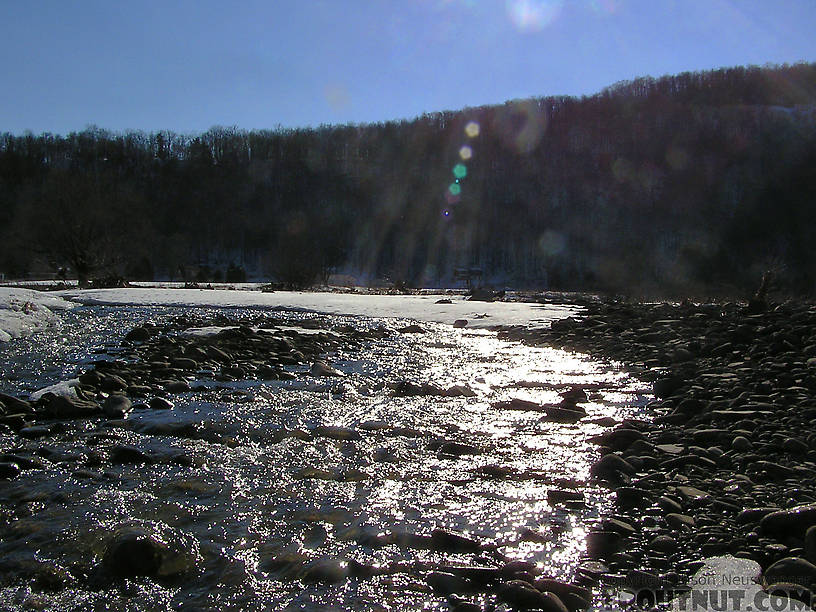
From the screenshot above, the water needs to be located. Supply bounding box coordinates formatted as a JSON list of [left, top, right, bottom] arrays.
[[0, 304, 649, 610]]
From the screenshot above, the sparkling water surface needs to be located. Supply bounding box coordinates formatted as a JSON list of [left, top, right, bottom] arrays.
[[0, 304, 649, 610]]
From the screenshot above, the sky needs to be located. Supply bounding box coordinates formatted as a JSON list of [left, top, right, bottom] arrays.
[[2, 0, 816, 135]]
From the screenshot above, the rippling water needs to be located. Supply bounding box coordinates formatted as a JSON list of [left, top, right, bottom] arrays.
[[0, 304, 649, 610]]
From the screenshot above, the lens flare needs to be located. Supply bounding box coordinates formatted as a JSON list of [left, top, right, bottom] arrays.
[[453, 163, 467, 179], [446, 191, 461, 204], [459, 145, 473, 160], [448, 183, 462, 196], [465, 121, 480, 138], [506, 0, 564, 32]]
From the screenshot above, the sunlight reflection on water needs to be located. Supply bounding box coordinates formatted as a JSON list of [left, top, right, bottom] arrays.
[[0, 304, 650, 609]]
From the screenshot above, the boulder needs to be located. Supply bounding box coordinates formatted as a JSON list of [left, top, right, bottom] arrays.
[[761, 506, 816, 540], [38, 394, 101, 419], [102, 523, 199, 578], [103, 395, 132, 419]]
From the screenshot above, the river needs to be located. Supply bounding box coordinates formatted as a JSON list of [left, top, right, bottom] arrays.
[[0, 302, 649, 610]]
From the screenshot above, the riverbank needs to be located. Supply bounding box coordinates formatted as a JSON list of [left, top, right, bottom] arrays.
[[501, 299, 816, 606]]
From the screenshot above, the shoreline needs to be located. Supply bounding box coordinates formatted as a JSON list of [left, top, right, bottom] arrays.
[[501, 298, 816, 606]]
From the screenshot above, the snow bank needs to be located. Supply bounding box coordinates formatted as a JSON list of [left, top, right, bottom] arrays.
[[58, 288, 577, 329], [0, 288, 76, 342]]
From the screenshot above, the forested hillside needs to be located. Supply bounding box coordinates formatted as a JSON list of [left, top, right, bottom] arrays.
[[2, 63, 815, 295]]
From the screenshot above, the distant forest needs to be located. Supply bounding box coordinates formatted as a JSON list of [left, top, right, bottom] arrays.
[[2, 63, 816, 296]]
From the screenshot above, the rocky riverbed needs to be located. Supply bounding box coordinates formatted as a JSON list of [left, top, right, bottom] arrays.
[[500, 299, 816, 609], [0, 303, 653, 611]]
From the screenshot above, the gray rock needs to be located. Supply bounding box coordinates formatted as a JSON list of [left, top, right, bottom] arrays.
[[310, 361, 345, 377], [0, 392, 34, 414], [453, 319, 468, 328], [0, 462, 21, 479], [590, 453, 635, 480], [102, 523, 199, 578], [149, 397, 174, 410], [19, 425, 52, 439], [805, 526, 816, 564], [732, 435, 753, 451], [426, 571, 475, 595], [763, 557, 816, 590], [761, 506, 816, 539], [499, 580, 568, 612], [39, 394, 101, 419], [103, 395, 132, 419], [300, 557, 349, 584], [110, 444, 153, 464]]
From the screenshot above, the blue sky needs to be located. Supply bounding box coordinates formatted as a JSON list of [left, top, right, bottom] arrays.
[[2, 0, 816, 135]]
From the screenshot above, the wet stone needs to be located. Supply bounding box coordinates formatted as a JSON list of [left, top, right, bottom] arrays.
[[0, 462, 21, 479]]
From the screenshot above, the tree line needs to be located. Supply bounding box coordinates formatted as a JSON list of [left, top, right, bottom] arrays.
[[1, 62, 815, 296]]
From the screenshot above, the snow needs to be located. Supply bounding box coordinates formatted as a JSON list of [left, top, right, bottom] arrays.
[[0, 288, 76, 342], [57, 287, 577, 329]]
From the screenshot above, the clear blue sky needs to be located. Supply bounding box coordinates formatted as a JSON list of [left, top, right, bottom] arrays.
[[2, 0, 816, 135]]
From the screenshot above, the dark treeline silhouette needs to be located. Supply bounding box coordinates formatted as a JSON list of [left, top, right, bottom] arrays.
[[2, 62, 816, 295]]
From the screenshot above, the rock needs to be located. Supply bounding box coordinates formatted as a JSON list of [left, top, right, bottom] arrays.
[[300, 557, 349, 584], [805, 526, 816, 564], [615, 487, 649, 509], [586, 531, 623, 558], [19, 425, 52, 439], [533, 578, 591, 610], [761, 506, 816, 540], [100, 374, 129, 392], [426, 571, 475, 595], [676, 486, 710, 502], [783, 438, 809, 454], [649, 535, 677, 553], [0, 392, 34, 414], [653, 376, 685, 398], [398, 324, 425, 334], [543, 405, 586, 423], [665, 513, 696, 530], [498, 581, 568, 612], [164, 381, 190, 393], [124, 327, 151, 342], [453, 319, 468, 328], [102, 523, 199, 578], [431, 529, 482, 553], [39, 394, 101, 419], [149, 397, 174, 410], [590, 453, 635, 480], [310, 361, 345, 377], [763, 557, 816, 590], [103, 395, 132, 419], [736, 507, 780, 527], [436, 441, 482, 458], [589, 428, 644, 451], [170, 358, 198, 370], [110, 444, 154, 464], [445, 384, 477, 397], [547, 490, 585, 505], [732, 436, 753, 451], [0, 462, 21, 479]]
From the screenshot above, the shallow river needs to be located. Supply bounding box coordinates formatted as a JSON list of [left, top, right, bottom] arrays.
[[0, 304, 649, 610]]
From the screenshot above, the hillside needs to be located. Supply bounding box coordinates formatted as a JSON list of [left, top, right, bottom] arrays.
[[2, 62, 815, 295]]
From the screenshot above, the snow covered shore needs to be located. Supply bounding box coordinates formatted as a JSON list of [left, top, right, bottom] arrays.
[[57, 287, 577, 329], [0, 288, 76, 342], [0, 285, 578, 342]]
